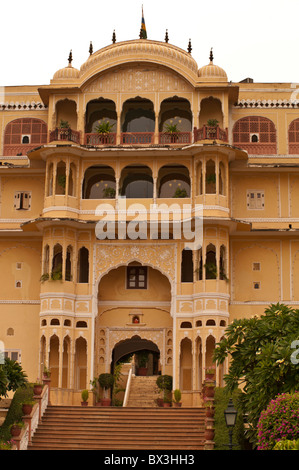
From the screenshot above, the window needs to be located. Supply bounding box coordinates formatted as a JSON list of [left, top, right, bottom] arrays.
[[15, 281, 22, 288], [247, 190, 264, 209], [253, 282, 260, 290], [127, 266, 147, 289], [253, 262, 261, 271], [14, 191, 31, 210], [4, 350, 21, 362]]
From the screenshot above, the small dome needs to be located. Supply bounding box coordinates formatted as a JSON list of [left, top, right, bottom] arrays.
[[52, 64, 80, 81], [198, 49, 227, 82], [52, 50, 80, 82]]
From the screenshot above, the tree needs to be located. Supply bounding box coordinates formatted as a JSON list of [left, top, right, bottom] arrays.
[[0, 358, 28, 399], [213, 303, 299, 446]]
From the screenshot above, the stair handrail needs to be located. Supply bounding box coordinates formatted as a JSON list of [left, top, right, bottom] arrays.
[[123, 361, 134, 407]]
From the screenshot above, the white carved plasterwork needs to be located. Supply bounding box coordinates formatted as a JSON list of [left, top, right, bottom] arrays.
[[94, 243, 176, 286], [84, 66, 192, 94]]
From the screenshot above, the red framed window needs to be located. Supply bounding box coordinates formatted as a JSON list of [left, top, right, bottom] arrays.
[[127, 266, 148, 289]]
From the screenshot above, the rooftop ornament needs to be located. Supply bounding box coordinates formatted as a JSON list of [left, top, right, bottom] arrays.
[[112, 30, 116, 44], [68, 50, 73, 66], [187, 39, 192, 54], [89, 41, 93, 55], [165, 29, 169, 43]]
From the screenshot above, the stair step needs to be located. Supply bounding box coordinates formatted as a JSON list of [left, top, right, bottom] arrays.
[[29, 405, 206, 450]]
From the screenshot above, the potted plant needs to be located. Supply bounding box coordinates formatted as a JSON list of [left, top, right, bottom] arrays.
[[9, 422, 24, 438], [173, 187, 188, 198], [40, 273, 49, 283], [207, 119, 219, 127], [98, 373, 114, 406], [205, 367, 215, 381], [22, 400, 35, 416], [203, 382, 215, 398], [81, 389, 89, 406], [33, 379, 43, 396], [51, 264, 63, 281], [156, 375, 173, 406], [43, 366, 51, 379], [164, 123, 180, 142], [173, 389, 182, 408], [137, 351, 149, 376], [204, 402, 215, 418], [204, 262, 217, 279], [95, 120, 115, 134], [103, 186, 116, 199], [59, 119, 70, 129]]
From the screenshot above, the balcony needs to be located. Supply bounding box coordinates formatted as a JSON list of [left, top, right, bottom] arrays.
[[194, 126, 228, 142], [85, 133, 116, 146], [49, 128, 81, 145], [121, 132, 154, 145]]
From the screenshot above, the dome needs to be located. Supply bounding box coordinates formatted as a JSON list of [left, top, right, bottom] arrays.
[[52, 64, 80, 81], [52, 51, 80, 82], [198, 50, 227, 82]]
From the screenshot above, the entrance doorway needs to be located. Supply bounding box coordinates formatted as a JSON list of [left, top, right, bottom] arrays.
[[112, 336, 160, 376]]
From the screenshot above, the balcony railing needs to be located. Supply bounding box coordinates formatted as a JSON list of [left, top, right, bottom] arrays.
[[3, 144, 41, 156], [85, 133, 116, 145], [49, 128, 81, 144], [233, 142, 277, 155], [194, 126, 228, 142], [159, 132, 192, 145], [121, 132, 154, 144]]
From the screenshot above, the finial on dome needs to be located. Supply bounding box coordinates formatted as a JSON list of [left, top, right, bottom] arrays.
[[165, 29, 169, 43], [89, 42, 93, 55], [209, 47, 214, 63], [68, 50, 73, 66], [112, 30, 116, 44], [187, 39, 192, 54]]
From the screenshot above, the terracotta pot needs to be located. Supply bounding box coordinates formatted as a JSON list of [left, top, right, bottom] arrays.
[[173, 402, 182, 408], [205, 387, 215, 398], [101, 398, 111, 407], [137, 367, 148, 376], [205, 408, 215, 418], [81, 401, 88, 406], [33, 384, 43, 396], [204, 429, 215, 441], [156, 398, 164, 407], [22, 404, 33, 415], [10, 425, 22, 437], [163, 402, 171, 407]]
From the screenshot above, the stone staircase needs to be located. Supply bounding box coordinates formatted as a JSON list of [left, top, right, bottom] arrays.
[[126, 375, 160, 407], [28, 406, 206, 450]]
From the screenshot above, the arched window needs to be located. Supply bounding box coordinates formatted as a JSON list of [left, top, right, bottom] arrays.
[[82, 166, 116, 199], [55, 161, 66, 195], [50, 319, 60, 326], [289, 118, 299, 154], [158, 165, 190, 198], [78, 247, 89, 283], [68, 163, 76, 197], [180, 321, 192, 328], [219, 162, 226, 195], [43, 244, 50, 275], [120, 165, 153, 198], [65, 245, 73, 281], [47, 163, 54, 196], [3, 118, 47, 156], [52, 244, 63, 280], [205, 160, 216, 194], [233, 116, 277, 154], [205, 244, 217, 279], [181, 249, 193, 282], [220, 245, 227, 280], [76, 321, 87, 328]]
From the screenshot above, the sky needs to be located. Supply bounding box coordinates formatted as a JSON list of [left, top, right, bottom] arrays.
[[0, 0, 298, 87]]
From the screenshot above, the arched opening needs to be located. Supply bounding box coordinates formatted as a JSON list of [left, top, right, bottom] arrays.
[[62, 336, 70, 389], [82, 165, 116, 199], [47, 163, 54, 196], [52, 244, 63, 280], [180, 337, 193, 391], [219, 161, 226, 195], [205, 244, 217, 279], [49, 335, 59, 388], [55, 161, 66, 195], [65, 245, 73, 281], [121, 97, 155, 144], [181, 249, 193, 282], [68, 163, 76, 197], [120, 165, 153, 198], [205, 335, 216, 370], [198, 97, 223, 128], [3, 118, 47, 156], [85, 98, 117, 133], [75, 337, 87, 390], [159, 97, 192, 144], [205, 159, 216, 194], [112, 336, 160, 376], [55, 99, 77, 130], [157, 164, 190, 198], [77, 247, 89, 283]]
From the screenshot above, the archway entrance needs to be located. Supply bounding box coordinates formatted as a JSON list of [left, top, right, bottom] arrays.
[[112, 336, 160, 376]]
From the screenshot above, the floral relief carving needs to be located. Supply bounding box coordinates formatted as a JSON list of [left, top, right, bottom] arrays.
[[95, 243, 176, 284]]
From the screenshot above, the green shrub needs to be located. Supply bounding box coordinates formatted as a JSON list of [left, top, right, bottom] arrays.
[[213, 387, 245, 450], [273, 438, 299, 450], [257, 392, 299, 450], [0, 383, 34, 442], [81, 389, 89, 402]]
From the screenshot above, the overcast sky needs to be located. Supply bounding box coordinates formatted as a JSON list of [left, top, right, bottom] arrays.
[[0, 0, 298, 87]]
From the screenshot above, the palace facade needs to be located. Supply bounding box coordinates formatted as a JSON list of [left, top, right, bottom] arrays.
[[1, 35, 299, 406]]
